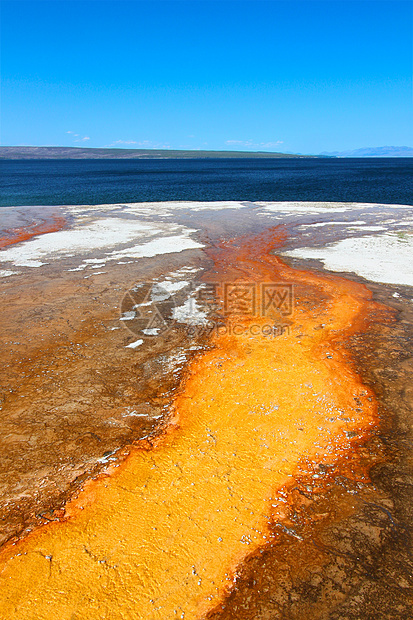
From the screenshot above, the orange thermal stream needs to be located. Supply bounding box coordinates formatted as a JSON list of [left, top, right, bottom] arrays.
[[0, 214, 66, 248], [0, 228, 383, 619]]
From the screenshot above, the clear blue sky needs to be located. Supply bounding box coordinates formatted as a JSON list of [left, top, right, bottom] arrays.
[[1, 0, 412, 153]]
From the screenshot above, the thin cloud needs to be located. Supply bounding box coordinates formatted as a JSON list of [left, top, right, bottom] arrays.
[[225, 140, 284, 149], [112, 140, 138, 145], [103, 140, 172, 149], [136, 140, 171, 149], [67, 131, 89, 142]]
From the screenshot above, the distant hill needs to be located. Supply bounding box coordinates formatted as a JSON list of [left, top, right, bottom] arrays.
[[321, 146, 413, 158], [0, 146, 310, 160]]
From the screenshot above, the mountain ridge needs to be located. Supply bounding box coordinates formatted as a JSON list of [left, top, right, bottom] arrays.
[[0, 146, 309, 160], [321, 146, 413, 157]]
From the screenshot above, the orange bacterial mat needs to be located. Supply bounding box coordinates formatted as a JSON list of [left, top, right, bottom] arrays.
[[0, 228, 387, 619], [0, 213, 66, 249]]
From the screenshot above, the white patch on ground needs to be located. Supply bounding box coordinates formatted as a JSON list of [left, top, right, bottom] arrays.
[[66, 201, 245, 220], [275, 201, 411, 210], [161, 266, 201, 278], [156, 201, 244, 211], [113, 201, 245, 215], [65, 200, 413, 220], [282, 232, 413, 286], [148, 283, 179, 303], [0, 212, 204, 268], [0, 270, 21, 278], [95, 448, 121, 463], [158, 349, 188, 373], [173, 286, 208, 325], [0, 218, 162, 267], [122, 408, 148, 417], [299, 220, 367, 228], [177, 266, 200, 273], [157, 279, 191, 294], [120, 311, 136, 321], [154, 266, 201, 295], [67, 265, 86, 272], [125, 339, 144, 349], [259, 201, 354, 214], [107, 235, 203, 261], [348, 225, 387, 232], [142, 328, 160, 336]]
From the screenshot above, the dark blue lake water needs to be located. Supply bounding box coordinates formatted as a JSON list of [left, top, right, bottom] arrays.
[[0, 158, 412, 207]]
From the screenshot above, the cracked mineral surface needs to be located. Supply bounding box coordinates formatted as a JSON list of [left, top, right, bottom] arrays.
[[0, 202, 412, 619]]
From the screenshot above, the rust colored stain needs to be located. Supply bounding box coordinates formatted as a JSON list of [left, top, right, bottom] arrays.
[[0, 213, 66, 248], [0, 228, 389, 619]]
